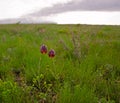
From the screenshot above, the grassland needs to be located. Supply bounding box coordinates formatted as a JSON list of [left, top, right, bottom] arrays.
[[0, 24, 120, 103]]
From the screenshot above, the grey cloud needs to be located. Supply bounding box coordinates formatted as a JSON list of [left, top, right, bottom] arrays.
[[28, 0, 120, 16], [0, 17, 56, 24]]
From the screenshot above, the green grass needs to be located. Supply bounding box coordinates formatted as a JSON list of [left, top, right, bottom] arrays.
[[0, 24, 120, 103]]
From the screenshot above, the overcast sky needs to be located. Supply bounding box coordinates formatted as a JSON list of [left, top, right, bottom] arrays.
[[0, 0, 120, 25]]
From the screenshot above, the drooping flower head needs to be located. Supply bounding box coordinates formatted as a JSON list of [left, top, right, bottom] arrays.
[[48, 49, 55, 58], [40, 44, 47, 54]]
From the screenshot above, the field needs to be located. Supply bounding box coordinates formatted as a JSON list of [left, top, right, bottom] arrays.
[[0, 24, 120, 103]]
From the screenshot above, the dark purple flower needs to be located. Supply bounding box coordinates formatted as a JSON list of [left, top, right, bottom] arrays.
[[48, 49, 55, 58], [40, 44, 47, 54]]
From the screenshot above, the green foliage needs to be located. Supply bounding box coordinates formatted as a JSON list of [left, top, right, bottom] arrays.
[[57, 83, 98, 103], [0, 80, 23, 103], [0, 24, 120, 103]]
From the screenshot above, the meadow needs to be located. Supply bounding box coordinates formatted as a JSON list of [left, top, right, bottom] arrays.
[[0, 24, 120, 103]]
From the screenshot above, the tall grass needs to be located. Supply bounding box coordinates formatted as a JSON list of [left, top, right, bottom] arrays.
[[0, 24, 120, 103]]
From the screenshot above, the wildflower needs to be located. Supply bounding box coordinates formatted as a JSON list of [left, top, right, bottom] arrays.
[[40, 44, 47, 54], [48, 49, 55, 58]]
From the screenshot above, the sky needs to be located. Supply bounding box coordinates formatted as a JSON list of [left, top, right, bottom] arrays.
[[0, 0, 120, 25]]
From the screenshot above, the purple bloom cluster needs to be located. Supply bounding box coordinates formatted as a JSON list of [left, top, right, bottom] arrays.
[[40, 44, 55, 58], [48, 49, 55, 58], [40, 44, 47, 54]]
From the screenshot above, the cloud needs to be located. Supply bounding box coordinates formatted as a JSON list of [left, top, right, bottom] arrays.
[[0, 17, 56, 24], [28, 0, 120, 17]]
